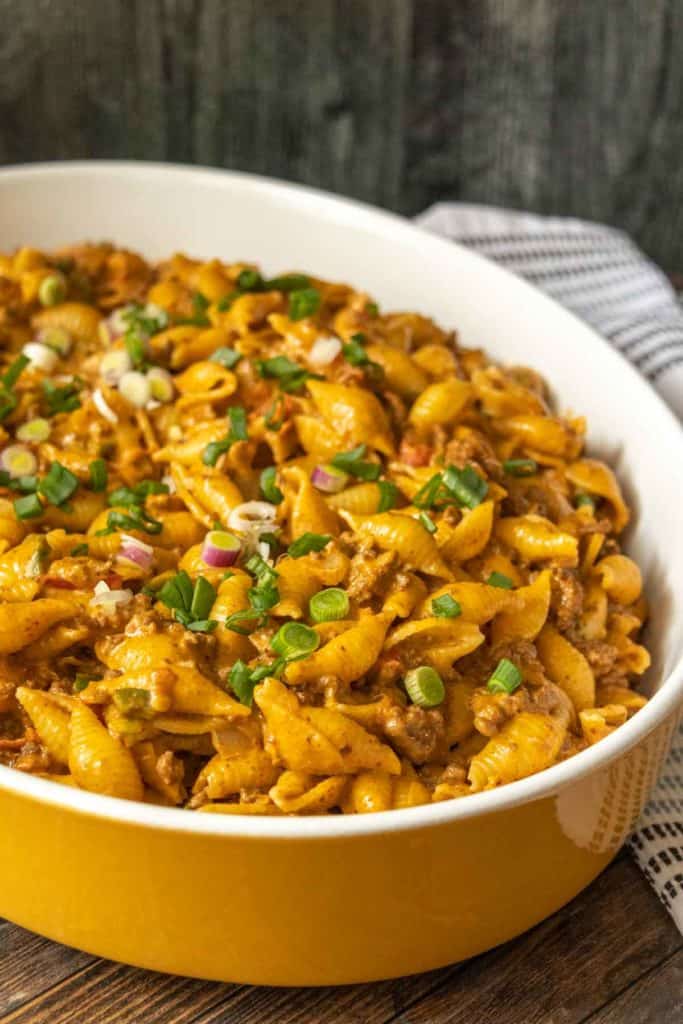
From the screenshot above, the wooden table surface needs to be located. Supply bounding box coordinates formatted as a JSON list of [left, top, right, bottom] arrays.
[[1, 850, 681, 1024]]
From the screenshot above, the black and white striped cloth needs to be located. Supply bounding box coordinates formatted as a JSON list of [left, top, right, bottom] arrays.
[[417, 203, 683, 931]]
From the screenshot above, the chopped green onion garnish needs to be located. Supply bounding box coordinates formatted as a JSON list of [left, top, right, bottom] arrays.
[[377, 480, 398, 512], [43, 378, 82, 415], [189, 575, 217, 620], [157, 570, 217, 632], [228, 660, 258, 706], [418, 511, 437, 534], [38, 461, 79, 506], [96, 508, 162, 536], [14, 493, 43, 520], [432, 594, 461, 618], [342, 333, 371, 367], [503, 458, 538, 477], [487, 571, 513, 589], [365, 301, 379, 317], [412, 473, 444, 509], [256, 355, 316, 393], [70, 543, 89, 557], [237, 269, 263, 291], [228, 658, 283, 706], [271, 621, 320, 660], [330, 444, 381, 481], [3, 354, 30, 391], [404, 666, 445, 708], [16, 417, 50, 443], [89, 459, 108, 492], [73, 674, 92, 693], [260, 466, 284, 504], [441, 464, 488, 509], [574, 493, 596, 510], [38, 274, 66, 307], [264, 273, 310, 292], [107, 479, 168, 508], [124, 331, 147, 369], [287, 532, 332, 559], [309, 587, 349, 623], [202, 406, 248, 466], [210, 346, 242, 369], [487, 658, 522, 695], [289, 287, 321, 321]]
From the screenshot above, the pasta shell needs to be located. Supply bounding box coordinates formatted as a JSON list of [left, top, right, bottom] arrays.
[[340, 511, 452, 579], [68, 703, 144, 801]]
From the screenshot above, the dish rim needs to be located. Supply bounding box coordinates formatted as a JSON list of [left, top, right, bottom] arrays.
[[0, 158, 681, 840]]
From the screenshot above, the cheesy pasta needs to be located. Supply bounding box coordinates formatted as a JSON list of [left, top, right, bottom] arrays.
[[0, 243, 650, 814]]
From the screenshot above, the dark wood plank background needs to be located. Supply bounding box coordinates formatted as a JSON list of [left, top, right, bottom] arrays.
[[1, 0, 682, 267], [1, 852, 681, 1023]]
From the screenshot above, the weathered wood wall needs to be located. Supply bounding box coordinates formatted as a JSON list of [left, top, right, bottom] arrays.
[[1, 0, 682, 266]]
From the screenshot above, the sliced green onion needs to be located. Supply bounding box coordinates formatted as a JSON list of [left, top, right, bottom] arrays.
[[38, 461, 79, 506], [210, 346, 242, 369], [442, 464, 488, 509], [574, 493, 596, 510], [96, 508, 162, 536], [38, 326, 72, 355], [418, 511, 437, 534], [432, 594, 461, 618], [309, 587, 349, 623], [16, 417, 51, 443], [14, 493, 43, 520], [43, 378, 82, 415], [287, 532, 332, 559], [487, 571, 513, 589], [365, 301, 379, 317], [487, 658, 522, 694], [342, 334, 370, 367], [70, 543, 89, 557], [107, 480, 168, 508], [412, 473, 446, 510], [264, 273, 310, 292], [260, 466, 284, 504], [377, 480, 398, 512], [288, 287, 321, 321], [404, 666, 445, 708], [236, 269, 263, 291], [256, 355, 314, 393], [89, 459, 108, 492], [3, 354, 30, 391], [503, 458, 538, 477], [189, 575, 217, 620], [38, 274, 66, 307], [271, 621, 320, 660], [228, 660, 257, 706], [330, 444, 381, 481], [73, 674, 92, 693]]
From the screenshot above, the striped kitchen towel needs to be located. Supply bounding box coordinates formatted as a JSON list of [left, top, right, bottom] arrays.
[[417, 202, 683, 930]]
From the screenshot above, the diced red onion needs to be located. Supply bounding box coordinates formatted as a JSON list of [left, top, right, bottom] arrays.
[[308, 335, 342, 367], [117, 533, 154, 570], [0, 444, 38, 478], [311, 463, 348, 493], [201, 530, 242, 568]]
